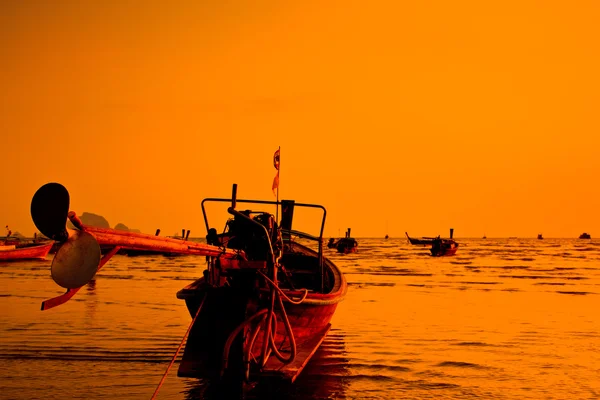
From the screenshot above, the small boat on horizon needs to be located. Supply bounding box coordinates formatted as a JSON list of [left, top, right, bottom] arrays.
[[430, 237, 459, 257], [579, 232, 591, 239], [328, 228, 358, 254], [430, 229, 459, 257], [537, 233, 543, 240], [406, 229, 459, 257], [405, 232, 435, 245]]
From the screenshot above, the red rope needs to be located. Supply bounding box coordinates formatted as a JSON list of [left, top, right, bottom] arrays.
[[150, 293, 207, 400]]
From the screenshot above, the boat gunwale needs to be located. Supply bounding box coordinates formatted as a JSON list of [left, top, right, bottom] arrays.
[[177, 242, 346, 305]]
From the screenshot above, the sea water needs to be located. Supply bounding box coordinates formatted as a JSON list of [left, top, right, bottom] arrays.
[[1, 238, 599, 399]]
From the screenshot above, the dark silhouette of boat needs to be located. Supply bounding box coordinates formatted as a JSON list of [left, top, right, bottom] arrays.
[[430, 237, 459, 257], [328, 228, 357, 254], [405, 232, 435, 245], [407, 229, 459, 257], [579, 232, 591, 239], [30, 182, 347, 393], [537, 234, 543, 240]]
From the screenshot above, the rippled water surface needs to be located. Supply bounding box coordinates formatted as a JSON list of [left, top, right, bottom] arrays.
[[1, 238, 600, 399]]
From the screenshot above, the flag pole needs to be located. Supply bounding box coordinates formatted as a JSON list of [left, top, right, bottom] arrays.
[[276, 146, 280, 224]]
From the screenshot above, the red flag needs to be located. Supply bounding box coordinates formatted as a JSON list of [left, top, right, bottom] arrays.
[[272, 148, 280, 195], [273, 149, 280, 170], [272, 171, 279, 194]]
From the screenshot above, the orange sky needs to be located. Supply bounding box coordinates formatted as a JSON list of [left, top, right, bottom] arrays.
[[1, 0, 599, 238]]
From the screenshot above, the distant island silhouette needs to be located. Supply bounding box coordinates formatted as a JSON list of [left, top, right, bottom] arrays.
[[66, 212, 141, 233]]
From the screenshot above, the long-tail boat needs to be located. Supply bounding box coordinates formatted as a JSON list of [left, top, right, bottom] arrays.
[[430, 237, 459, 257], [405, 232, 435, 245], [0, 241, 53, 261], [430, 229, 459, 257], [30, 182, 347, 394], [333, 228, 358, 254]]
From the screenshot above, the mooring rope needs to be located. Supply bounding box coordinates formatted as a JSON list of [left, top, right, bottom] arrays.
[[150, 293, 207, 400]]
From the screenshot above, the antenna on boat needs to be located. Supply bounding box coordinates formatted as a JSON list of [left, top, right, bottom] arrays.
[[231, 183, 238, 209], [272, 147, 280, 224]]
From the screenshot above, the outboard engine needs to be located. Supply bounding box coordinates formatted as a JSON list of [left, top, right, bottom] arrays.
[[225, 211, 279, 261]]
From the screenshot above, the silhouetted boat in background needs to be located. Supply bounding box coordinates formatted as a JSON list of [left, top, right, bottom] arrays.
[[1, 227, 53, 261], [0, 241, 53, 261], [537, 234, 543, 240], [405, 232, 435, 245], [430, 229, 459, 257], [332, 228, 358, 254], [407, 229, 458, 257], [430, 237, 459, 257], [579, 232, 591, 239], [30, 182, 346, 395]]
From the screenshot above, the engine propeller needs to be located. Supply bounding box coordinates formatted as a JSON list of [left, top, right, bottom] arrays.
[[31, 182, 70, 242], [52, 229, 101, 289], [31, 183, 101, 289]]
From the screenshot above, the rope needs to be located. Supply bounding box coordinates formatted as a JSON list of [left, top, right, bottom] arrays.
[[257, 270, 308, 305], [150, 293, 207, 400]]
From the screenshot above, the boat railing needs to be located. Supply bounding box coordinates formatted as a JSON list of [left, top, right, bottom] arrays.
[[201, 195, 328, 292]]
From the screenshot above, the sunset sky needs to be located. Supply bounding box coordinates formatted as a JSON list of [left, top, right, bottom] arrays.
[[1, 0, 598, 238]]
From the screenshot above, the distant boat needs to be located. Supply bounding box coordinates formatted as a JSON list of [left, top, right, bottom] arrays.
[[430, 237, 459, 257], [537, 234, 543, 240], [0, 242, 53, 261], [405, 232, 435, 245], [430, 228, 459, 257], [579, 232, 591, 239], [384, 234, 389, 240], [482, 234, 487, 239], [406, 230, 459, 256], [337, 228, 358, 254], [329, 228, 358, 254]]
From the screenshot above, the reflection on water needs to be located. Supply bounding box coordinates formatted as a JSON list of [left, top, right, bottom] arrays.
[[1, 238, 600, 399], [180, 333, 349, 400]]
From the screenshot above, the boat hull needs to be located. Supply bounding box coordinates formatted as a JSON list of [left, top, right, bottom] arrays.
[[176, 243, 346, 383], [0, 242, 53, 261], [336, 238, 358, 254], [430, 241, 459, 257]]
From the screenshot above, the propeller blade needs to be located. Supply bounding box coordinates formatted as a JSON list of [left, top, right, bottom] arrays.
[[31, 183, 70, 242], [51, 230, 101, 289]]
